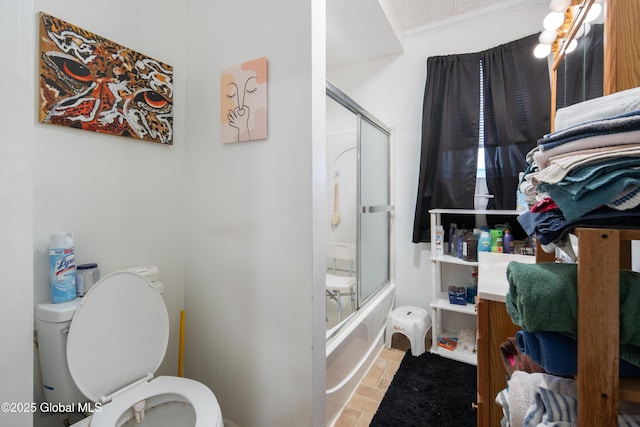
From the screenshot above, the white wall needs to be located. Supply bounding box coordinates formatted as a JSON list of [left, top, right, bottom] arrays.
[[0, 2, 35, 426], [28, 1, 187, 426], [2, 1, 326, 426], [327, 3, 551, 311], [184, 1, 325, 426], [0, 1, 554, 427], [32, 0, 188, 361]]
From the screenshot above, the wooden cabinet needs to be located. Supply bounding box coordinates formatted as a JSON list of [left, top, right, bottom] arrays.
[[476, 298, 520, 427], [476, 252, 537, 427], [476, 229, 640, 427]]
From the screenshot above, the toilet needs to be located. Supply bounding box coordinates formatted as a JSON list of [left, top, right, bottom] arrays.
[[35, 269, 224, 427]]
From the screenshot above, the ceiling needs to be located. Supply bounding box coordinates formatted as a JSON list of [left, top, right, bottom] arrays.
[[327, 0, 547, 70]]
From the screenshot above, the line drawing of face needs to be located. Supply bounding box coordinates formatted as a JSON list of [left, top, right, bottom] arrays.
[[220, 57, 267, 143], [225, 76, 257, 140]]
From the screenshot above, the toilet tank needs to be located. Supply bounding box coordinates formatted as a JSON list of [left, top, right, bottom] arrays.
[[35, 299, 88, 406]]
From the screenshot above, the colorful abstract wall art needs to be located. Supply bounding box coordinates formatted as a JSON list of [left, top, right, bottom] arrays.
[[221, 57, 268, 143], [38, 12, 174, 145]]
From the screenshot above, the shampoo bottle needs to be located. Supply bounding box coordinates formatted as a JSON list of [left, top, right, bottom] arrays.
[[478, 231, 491, 253]]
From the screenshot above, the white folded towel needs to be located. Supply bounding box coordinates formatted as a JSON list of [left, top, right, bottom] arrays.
[[533, 131, 640, 169], [507, 371, 577, 427], [555, 86, 640, 132]]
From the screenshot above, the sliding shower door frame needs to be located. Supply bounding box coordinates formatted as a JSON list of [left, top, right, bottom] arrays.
[[326, 81, 393, 310]]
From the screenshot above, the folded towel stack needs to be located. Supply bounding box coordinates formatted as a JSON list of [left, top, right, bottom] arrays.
[[516, 86, 640, 247], [515, 330, 640, 377], [495, 371, 640, 427], [505, 261, 640, 368]]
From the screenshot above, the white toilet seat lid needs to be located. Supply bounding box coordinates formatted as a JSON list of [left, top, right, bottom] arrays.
[[66, 271, 169, 402]]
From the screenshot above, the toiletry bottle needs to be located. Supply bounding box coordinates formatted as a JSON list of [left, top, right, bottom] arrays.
[[49, 232, 76, 303], [503, 229, 513, 254], [462, 231, 478, 262], [473, 228, 481, 259], [451, 228, 459, 256], [448, 223, 457, 254], [434, 225, 444, 256], [478, 230, 491, 252], [76, 263, 100, 296], [490, 229, 503, 253], [467, 267, 478, 304]]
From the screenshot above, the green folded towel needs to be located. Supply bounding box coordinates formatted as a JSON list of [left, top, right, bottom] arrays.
[[506, 261, 640, 367]]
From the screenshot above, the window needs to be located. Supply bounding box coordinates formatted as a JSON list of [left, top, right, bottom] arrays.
[[412, 34, 551, 243]]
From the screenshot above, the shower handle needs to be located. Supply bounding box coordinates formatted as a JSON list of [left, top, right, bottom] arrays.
[[361, 205, 393, 214]]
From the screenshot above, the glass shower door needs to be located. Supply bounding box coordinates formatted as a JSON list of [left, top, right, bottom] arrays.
[[326, 81, 391, 328], [358, 118, 391, 304]]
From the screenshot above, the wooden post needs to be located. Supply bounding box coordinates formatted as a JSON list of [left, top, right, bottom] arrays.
[[576, 228, 619, 426]]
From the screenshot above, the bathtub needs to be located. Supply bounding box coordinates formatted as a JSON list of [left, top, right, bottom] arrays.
[[325, 282, 395, 426]]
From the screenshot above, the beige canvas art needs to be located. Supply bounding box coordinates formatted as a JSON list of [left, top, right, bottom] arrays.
[[221, 57, 268, 143]]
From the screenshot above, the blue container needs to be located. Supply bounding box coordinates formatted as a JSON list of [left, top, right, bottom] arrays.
[[448, 286, 467, 305], [49, 232, 76, 303]]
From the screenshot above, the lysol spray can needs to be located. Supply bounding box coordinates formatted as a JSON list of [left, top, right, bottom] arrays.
[[49, 232, 76, 303]]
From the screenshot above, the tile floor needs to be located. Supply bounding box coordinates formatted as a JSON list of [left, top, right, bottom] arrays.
[[332, 334, 414, 427]]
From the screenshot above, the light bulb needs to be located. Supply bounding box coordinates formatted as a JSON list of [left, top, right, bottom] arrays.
[[543, 12, 565, 31], [534, 43, 552, 58], [549, 0, 571, 13], [539, 30, 557, 45], [585, 3, 602, 23], [565, 39, 578, 54]]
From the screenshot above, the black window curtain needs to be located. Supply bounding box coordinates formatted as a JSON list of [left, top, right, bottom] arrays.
[[412, 34, 550, 243], [483, 34, 551, 210], [411, 53, 482, 243]]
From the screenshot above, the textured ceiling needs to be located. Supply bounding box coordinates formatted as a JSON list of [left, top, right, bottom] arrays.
[[327, 0, 547, 70], [386, 0, 542, 36]]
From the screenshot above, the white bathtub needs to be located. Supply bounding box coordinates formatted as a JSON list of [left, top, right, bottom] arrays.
[[325, 282, 395, 426]]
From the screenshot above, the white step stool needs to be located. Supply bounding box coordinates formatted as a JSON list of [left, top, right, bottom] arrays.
[[385, 306, 432, 356]]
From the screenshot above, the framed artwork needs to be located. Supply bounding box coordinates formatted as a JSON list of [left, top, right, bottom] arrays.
[[38, 12, 174, 145], [221, 57, 268, 143]]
